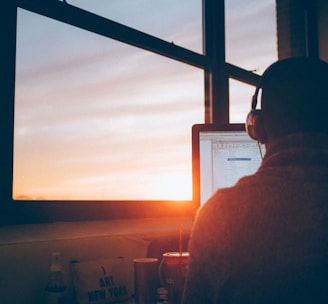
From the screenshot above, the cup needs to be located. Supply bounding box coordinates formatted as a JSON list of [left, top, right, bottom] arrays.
[[159, 252, 189, 304], [133, 257, 159, 304]]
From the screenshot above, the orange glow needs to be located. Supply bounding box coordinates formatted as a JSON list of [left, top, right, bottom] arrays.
[[13, 169, 192, 201], [151, 172, 192, 201]]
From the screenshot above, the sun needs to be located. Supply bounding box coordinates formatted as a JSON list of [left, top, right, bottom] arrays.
[[153, 172, 192, 201]]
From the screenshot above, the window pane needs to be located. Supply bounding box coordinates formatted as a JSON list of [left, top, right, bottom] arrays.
[[68, 0, 203, 54], [13, 8, 204, 201], [229, 79, 255, 123], [225, 0, 277, 74]]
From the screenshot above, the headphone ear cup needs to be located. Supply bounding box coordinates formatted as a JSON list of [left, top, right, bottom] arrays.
[[246, 109, 259, 140], [246, 109, 267, 143]]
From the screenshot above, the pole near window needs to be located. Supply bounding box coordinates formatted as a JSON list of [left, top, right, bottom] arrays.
[[276, 0, 319, 59], [203, 0, 228, 124]]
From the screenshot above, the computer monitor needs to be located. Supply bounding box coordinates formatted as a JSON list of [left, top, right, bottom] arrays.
[[192, 124, 265, 206]]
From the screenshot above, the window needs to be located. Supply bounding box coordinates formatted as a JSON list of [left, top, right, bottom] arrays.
[[225, 0, 277, 124], [229, 79, 255, 123], [68, 0, 203, 54], [225, 0, 277, 73], [1, 0, 277, 224], [14, 8, 204, 202]]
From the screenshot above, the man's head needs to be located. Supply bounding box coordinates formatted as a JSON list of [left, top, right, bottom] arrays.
[[246, 57, 328, 143]]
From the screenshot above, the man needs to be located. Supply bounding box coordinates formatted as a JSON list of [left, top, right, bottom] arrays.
[[182, 57, 328, 303]]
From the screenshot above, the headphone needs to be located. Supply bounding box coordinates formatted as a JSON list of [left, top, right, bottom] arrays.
[[245, 61, 281, 143], [245, 81, 265, 142]]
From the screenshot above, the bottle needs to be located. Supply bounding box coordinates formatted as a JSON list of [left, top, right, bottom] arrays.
[[45, 252, 67, 304]]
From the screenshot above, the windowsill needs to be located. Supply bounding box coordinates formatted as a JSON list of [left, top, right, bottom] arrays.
[[0, 216, 194, 246]]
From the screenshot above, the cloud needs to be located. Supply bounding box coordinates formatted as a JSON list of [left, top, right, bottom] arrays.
[[13, 1, 276, 200], [225, 0, 277, 72]]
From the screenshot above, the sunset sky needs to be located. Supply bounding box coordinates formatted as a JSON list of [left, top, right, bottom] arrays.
[[13, 0, 277, 201]]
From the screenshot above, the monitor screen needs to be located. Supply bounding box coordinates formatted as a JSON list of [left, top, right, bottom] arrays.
[[192, 124, 265, 206]]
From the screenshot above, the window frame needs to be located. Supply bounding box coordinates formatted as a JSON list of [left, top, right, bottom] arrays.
[[0, 0, 260, 224]]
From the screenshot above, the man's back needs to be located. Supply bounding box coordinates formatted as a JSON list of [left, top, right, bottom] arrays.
[[183, 132, 328, 303]]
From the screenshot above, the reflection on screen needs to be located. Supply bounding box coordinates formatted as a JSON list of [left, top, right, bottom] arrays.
[[199, 131, 265, 205]]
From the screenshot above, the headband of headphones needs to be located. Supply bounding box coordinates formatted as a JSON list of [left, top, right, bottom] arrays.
[[250, 59, 282, 111], [250, 57, 314, 111]]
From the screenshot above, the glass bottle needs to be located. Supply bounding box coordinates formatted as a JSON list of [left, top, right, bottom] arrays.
[[45, 252, 67, 304]]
